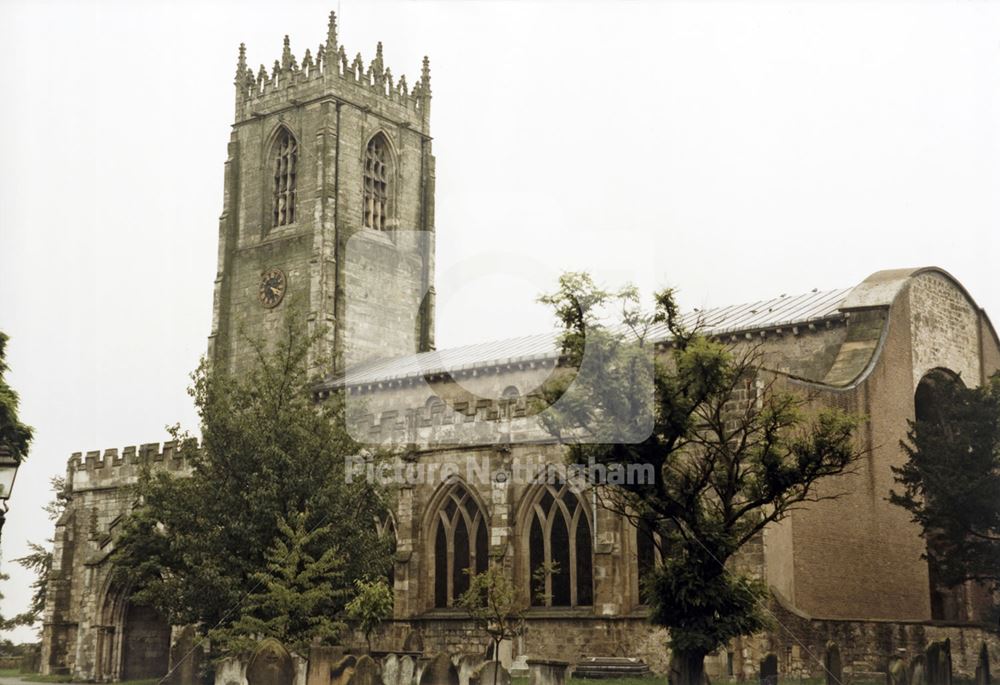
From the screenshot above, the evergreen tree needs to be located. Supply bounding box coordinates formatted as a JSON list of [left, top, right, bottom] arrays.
[[0, 330, 33, 463], [209, 511, 349, 656], [110, 313, 392, 658], [890, 372, 1000, 590]]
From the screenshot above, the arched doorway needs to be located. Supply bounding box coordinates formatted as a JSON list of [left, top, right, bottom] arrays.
[[914, 369, 969, 621], [96, 580, 171, 681]]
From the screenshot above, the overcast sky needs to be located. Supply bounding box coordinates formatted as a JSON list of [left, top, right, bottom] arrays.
[[0, 0, 998, 642]]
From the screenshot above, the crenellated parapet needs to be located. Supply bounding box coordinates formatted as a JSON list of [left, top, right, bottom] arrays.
[[67, 440, 197, 492], [233, 11, 431, 127]]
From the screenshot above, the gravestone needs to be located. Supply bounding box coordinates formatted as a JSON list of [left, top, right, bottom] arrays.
[[311, 647, 347, 685], [472, 662, 511, 685], [458, 656, 485, 685], [403, 631, 425, 655], [825, 642, 843, 685], [351, 656, 381, 685], [760, 654, 779, 685], [166, 625, 204, 685], [332, 656, 360, 685], [247, 638, 295, 685], [888, 657, 909, 685], [383, 654, 400, 685], [926, 640, 952, 685], [910, 655, 926, 685], [527, 659, 568, 685], [420, 654, 459, 685], [399, 655, 416, 685], [976, 643, 991, 685]]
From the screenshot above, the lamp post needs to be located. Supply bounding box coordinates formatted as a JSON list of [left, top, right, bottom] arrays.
[[0, 444, 21, 541]]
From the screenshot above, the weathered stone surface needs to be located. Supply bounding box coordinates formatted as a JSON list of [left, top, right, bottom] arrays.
[[760, 654, 778, 685], [382, 654, 400, 685], [457, 656, 485, 685], [403, 632, 425, 655], [166, 625, 204, 685], [350, 656, 381, 685], [247, 639, 295, 685], [332, 656, 359, 685], [927, 640, 952, 685], [420, 654, 459, 685], [309, 647, 347, 685], [471, 661, 510, 685], [888, 657, 909, 685], [398, 655, 416, 685], [910, 655, 926, 685], [824, 642, 842, 685], [976, 643, 991, 685], [527, 659, 568, 685]]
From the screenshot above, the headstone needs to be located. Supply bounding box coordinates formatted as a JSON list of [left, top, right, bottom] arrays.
[[247, 639, 295, 685], [332, 656, 360, 685], [825, 643, 843, 685], [351, 656, 381, 685], [910, 655, 926, 685], [215, 657, 244, 685], [310, 647, 347, 685], [383, 654, 400, 685], [403, 631, 425, 655], [888, 657, 909, 685], [458, 656, 485, 685], [399, 656, 416, 685], [471, 662, 511, 685], [419, 654, 459, 685], [926, 640, 952, 685], [976, 643, 991, 685], [760, 654, 779, 685], [573, 657, 651, 679], [509, 657, 529, 679], [527, 659, 568, 685], [167, 625, 204, 685]]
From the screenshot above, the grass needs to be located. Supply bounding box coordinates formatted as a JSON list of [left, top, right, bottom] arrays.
[[17, 675, 157, 685]]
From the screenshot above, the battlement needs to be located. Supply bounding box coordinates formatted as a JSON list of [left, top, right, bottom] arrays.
[[67, 440, 197, 491], [234, 11, 430, 125]]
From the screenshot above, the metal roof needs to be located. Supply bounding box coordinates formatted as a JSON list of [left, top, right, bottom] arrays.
[[329, 286, 854, 389]]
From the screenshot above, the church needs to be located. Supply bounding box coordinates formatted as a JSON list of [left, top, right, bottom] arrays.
[[39, 12, 1000, 683]]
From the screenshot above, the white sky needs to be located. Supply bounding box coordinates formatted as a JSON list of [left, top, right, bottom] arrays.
[[0, 0, 998, 642]]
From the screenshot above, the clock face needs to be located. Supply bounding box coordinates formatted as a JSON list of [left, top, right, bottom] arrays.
[[258, 268, 287, 308]]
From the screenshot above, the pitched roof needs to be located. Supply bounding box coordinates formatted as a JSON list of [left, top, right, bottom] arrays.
[[328, 286, 853, 389]]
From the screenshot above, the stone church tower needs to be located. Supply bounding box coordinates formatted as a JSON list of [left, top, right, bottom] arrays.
[[209, 13, 436, 375]]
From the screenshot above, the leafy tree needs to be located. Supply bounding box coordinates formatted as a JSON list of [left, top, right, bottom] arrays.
[[457, 560, 524, 678], [110, 313, 392, 659], [890, 372, 1000, 591], [0, 331, 33, 464], [537, 273, 863, 685], [345, 577, 394, 653], [209, 511, 349, 656]]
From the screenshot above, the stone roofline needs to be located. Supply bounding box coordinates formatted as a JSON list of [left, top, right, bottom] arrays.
[[233, 11, 431, 130], [66, 441, 197, 491]]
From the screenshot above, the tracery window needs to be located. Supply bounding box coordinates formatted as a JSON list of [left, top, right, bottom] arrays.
[[375, 512, 397, 588], [272, 127, 297, 227], [364, 133, 390, 230], [635, 517, 662, 605], [430, 481, 488, 608], [527, 476, 593, 607]]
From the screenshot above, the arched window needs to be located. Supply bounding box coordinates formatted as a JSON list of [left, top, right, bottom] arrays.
[[364, 133, 391, 230], [430, 481, 489, 608], [526, 475, 593, 607], [634, 516, 663, 605], [375, 512, 397, 588], [271, 127, 297, 227]]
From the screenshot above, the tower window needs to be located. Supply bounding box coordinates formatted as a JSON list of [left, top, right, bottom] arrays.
[[364, 134, 390, 230], [527, 475, 593, 607], [430, 481, 489, 608], [272, 128, 297, 227]]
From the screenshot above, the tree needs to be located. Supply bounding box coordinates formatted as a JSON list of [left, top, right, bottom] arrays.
[[537, 273, 863, 685], [890, 372, 1000, 591], [0, 331, 33, 464], [457, 560, 524, 680], [110, 313, 393, 659], [12, 476, 69, 631], [209, 511, 349, 656], [345, 577, 394, 654]]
